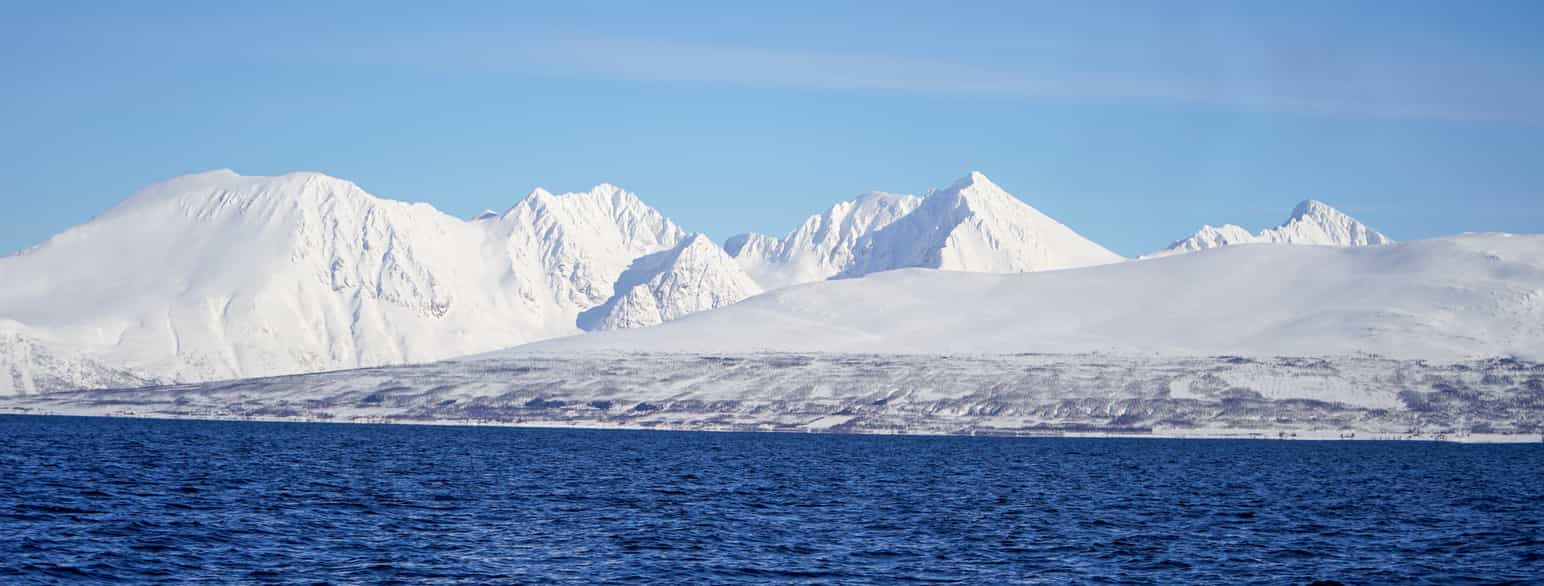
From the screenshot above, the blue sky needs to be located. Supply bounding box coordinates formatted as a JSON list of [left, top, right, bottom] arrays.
[[2, 1, 1542, 257]]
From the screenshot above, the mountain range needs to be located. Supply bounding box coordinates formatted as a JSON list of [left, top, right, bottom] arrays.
[[516, 233, 1542, 360], [1149, 199, 1393, 257], [1, 169, 1420, 393]]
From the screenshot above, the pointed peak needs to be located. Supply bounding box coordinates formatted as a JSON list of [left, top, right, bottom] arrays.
[[928, 171, 1027, 212], [669, 234, 736, 261], [514, 183, 647, 209], [500, 187, 555, 215], [1288, 199, 1340, 221], [946, 170, 1000, 191], [679, 233, 716, 248], [591, 182, 648, 207], [1270, 199, 1393, 246]]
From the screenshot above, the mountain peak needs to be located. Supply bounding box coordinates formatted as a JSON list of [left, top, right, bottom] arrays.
[[1271, 200, 1391, 247], [1150, 199, 1392, 257], [1288, 199, 1339, 221], [679, 233, 717, 251], [945, 170, 1001, 193], [934, 171, 1023, 212], [578, 232, 761, 331], [836, 173, 1123, 277], [100, 169, 387, 225]]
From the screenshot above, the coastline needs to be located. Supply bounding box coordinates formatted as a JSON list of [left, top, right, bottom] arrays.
[[5, 407, 1538, 444]]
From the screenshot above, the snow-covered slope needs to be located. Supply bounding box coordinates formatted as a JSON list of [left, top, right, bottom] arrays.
[[1153, 199, 1392, 257], [511, 233, 1544, 360], [0, 170, 686, 393], [0, 321, 159, 395], [1262, 199, 1394, 246], [836, 172, 1123, 277], [726, 192, 922, 288], [488, 183, 686, 312], [727, 172, 1121, 287], [579, 234, 763, 331]]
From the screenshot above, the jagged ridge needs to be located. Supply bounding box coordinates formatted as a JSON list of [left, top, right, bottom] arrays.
[[579, 234, 763, 331], [1152, 199, 1392, 257]]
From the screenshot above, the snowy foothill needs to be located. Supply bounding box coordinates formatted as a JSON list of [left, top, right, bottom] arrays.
[[511, 233, 1544, 361]]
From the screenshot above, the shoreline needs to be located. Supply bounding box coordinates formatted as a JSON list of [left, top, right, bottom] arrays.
[[4, 407, 1539, 444]]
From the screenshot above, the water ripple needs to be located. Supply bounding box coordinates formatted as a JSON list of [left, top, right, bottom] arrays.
[[0, 415, 1539, 584]]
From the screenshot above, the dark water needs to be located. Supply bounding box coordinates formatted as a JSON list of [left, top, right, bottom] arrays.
[[1, 416, 1540, 585]]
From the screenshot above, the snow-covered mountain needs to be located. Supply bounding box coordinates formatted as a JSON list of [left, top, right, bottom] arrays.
[[727, 172, 1122, 287], [483, 183, 687, 312], [16, 169, 1122, 393], [0, 170, 687, 393], [1152, 199, 1392, 257], [3, 168, 1523, 398], [511, 233, 1544, 361], [836, 172, 1124, 277], [578, 234, 763, 331], [726, 192, 923, 288]]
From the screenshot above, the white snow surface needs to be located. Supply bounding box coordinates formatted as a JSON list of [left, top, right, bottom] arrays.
[[579, 234, 763, 331], [1152, 199, 1393, 257], [726, 191, 923, 288], [510, 233, 1544, 361], [727, 172, 1122, 287], [836, 172, 1124, 277], [0, 170, 686, 392], [2, 168, 1533, 399]]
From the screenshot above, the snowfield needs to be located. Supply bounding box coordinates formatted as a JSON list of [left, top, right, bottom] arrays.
[[510, 233, 1544, 361]]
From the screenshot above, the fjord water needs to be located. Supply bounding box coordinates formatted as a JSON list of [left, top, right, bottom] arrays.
[[2, 416, 1539, 584]]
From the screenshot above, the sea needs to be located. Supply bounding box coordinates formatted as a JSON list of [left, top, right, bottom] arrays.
[[1, 415, 1539, 584]]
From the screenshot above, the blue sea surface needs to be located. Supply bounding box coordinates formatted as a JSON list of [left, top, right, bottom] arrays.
[[0, 415, 1539, 584]]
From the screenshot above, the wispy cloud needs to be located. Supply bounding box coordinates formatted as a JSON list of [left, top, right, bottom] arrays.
[[320, 33, 1544, 125]]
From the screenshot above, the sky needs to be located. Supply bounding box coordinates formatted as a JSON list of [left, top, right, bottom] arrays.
[[1, 0, 1542, 258]]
